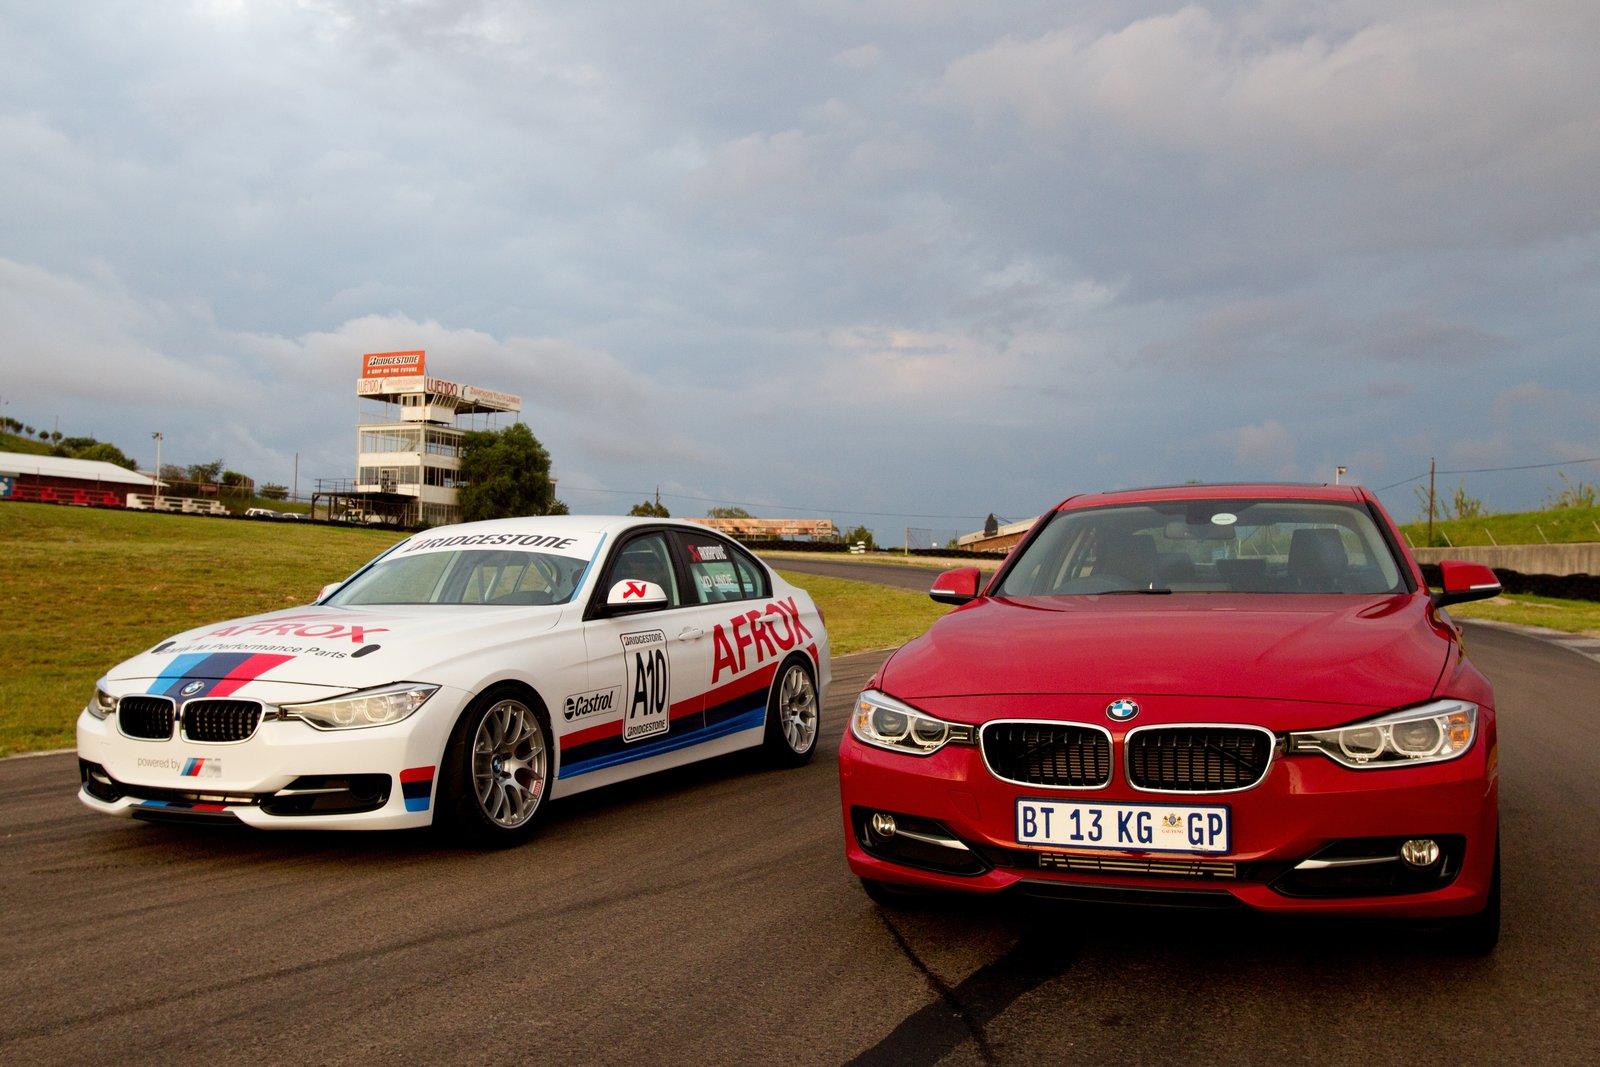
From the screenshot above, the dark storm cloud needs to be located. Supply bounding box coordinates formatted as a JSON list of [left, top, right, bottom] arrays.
[[0, 0, 1594, 531]]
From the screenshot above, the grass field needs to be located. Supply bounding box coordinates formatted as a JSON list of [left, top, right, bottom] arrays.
[[0, 430, 53, 455], [1399, 504, 1600, 548], [1449, 594, 1600, 635], [773, 569, 949, 658], [0, 503, 945, 754]]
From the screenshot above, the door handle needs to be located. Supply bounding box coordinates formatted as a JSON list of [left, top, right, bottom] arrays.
[[676, 626, 704, 641]]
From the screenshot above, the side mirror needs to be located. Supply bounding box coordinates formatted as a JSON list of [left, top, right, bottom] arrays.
[[317, 582, 341, 603], [1433, 560, 1501, 607], [930, 567, 982, 606], [606, 579, 669, 613]]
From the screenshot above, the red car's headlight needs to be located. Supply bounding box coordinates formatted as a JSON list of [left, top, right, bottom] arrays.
[[851, 689, 975, 756], [1288, 700, 1477, 769]]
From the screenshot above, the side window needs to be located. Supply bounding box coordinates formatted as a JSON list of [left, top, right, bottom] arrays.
[[604, 533, 681, 608], [731, 548, 769, 599], [678, 533, 748, 604]]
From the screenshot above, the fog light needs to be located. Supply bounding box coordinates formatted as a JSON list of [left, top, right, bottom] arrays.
[[1400, 838, 1440, 868], [869, 812, 897, 838]]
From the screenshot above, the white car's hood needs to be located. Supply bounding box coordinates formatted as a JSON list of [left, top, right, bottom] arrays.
[[108, 603, 567, 693]]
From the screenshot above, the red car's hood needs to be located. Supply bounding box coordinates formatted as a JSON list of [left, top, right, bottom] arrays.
[[881, 593, 1449, 708]]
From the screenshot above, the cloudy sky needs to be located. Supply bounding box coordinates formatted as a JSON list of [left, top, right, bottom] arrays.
[[1, 1, 1595, 537]]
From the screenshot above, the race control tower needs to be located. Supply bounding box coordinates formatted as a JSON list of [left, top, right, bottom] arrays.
[[322, 350, 522, 526]]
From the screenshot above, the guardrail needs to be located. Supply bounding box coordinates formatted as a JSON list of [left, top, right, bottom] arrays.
[[1412, 542, 1600, 579], [737, 538, 1009, 559]]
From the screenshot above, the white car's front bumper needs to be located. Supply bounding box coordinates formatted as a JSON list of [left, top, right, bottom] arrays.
[[75, 684, 472, 830]]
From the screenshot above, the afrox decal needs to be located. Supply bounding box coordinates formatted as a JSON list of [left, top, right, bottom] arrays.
[[710, 597, 814, 684]]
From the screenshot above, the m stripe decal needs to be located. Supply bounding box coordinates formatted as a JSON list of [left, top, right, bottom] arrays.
[[399, 766, 435, 812], [557, 703, 766, 779], [147, 652, 294, 698]]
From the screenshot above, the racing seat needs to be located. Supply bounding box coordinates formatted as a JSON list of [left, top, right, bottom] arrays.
[[1287, 528, 1350, 592], [615, 543, 677, 602], [1094, 533, 1158, 589]]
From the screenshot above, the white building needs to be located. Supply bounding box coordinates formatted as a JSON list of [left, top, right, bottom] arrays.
[[344, 353, 522, 526]]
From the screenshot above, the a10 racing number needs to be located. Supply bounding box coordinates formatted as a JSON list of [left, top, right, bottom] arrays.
[[621, 629, 670, 743]]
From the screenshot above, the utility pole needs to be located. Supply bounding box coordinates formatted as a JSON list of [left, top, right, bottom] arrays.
[[1334, 465, 1347, 485], [151, 432, 164, 505], [293, 452, 299, 501], [1426, 457, 1436, 547]]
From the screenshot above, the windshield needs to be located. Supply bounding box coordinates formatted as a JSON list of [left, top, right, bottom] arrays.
[[326, 548, 591, 606], [997, 500, 1406, 596]]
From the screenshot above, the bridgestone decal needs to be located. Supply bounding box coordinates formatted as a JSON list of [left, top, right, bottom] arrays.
[[621, 630, 670, 743]]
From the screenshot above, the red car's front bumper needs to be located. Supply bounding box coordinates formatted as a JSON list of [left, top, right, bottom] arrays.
[[838, 715, 1498, 918]]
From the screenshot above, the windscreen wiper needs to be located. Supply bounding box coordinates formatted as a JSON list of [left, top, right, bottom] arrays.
[[1102, 587, 1174, 595]]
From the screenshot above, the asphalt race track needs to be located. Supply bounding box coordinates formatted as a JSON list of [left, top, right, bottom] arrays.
[[3, 590, 1599, 1062]]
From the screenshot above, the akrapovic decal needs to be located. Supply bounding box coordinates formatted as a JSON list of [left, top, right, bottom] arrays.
[[621, 630, 670, 743]]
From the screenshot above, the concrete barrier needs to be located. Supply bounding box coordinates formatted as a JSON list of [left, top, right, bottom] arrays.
[[1411, 542, 1600, 578]]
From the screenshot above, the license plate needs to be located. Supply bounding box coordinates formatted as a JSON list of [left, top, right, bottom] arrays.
[[1015, 798, 1231, 854]]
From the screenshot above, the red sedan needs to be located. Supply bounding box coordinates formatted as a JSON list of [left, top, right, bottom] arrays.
[[838, 483, 1503, 951]]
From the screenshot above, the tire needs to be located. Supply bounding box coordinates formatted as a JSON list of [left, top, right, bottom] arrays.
[[436, 686, 553, 846], [763, 656, 820, 766], [1438, 841, 1500, 955]]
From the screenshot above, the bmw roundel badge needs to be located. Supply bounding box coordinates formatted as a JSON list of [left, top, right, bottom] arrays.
[[1106, 699, 1139, 722], [180, 680, 205, 697]]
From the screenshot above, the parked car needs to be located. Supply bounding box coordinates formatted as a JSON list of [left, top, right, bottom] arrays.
[[838, 483, 1502, 951], [78, 516, 829, 842]]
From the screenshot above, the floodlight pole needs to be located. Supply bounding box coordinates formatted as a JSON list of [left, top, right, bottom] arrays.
[[151, 432, 164, 505]]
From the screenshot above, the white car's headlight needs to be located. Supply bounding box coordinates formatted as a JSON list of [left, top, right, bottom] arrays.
[[88, 684, 118, 720], [1288, 700, 1478, 769], [281, 683, 438, 730], [851, 689, 974, 756]]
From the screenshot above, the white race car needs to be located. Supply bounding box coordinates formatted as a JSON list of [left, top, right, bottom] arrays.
[[77, 516, 830, 842]]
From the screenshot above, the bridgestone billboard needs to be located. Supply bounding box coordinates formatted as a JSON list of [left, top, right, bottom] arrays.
[[361, 350, 426, 378]]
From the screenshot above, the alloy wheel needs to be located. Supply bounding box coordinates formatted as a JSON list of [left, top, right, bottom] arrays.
[[471, 699, 547, 828], [778, 665, 818, 754]]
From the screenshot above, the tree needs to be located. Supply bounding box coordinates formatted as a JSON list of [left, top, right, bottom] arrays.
[[159, 463, 188, 481], [706, 505, 752, 519], [842, 524, 876, 550], [260, 483, 289, 500], [628, 493, 670, 518], [187, 459, 224, 484], [546, 499, 570, 515], [1447, 484, 1484, 520], [457, 422, 557, 521], [71, 442, 138, 470]]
